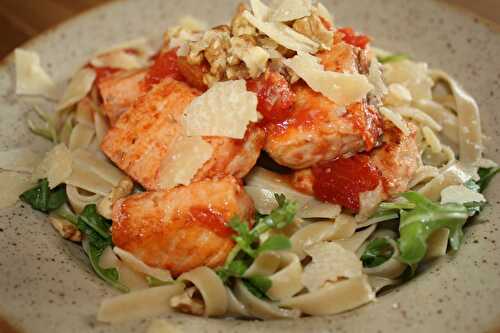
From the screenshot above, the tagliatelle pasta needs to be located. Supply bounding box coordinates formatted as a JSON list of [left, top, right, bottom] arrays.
[[11, 0, 498, 325]]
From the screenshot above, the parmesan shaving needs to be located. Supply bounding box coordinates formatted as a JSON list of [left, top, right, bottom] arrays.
[[379, 107, 410, 136], [15, 49, 57, 99], [0, 171, 34, 209], [90, 51, 144, 70], [32, 143, 72, 189], [302, 241, 363, 291], [178, 16, 207, 31], [242, 10, 319, 53], [440, 185, 486, 205], [0, 148, 42, 173], [316, 3, 333, 26], [157, 136, 213, 190], [181, 80, 259, 139], [57, 68, 96, 111], [95, 37, 154, 57], [268, 0, 312, 22], [383, 60, 433, 100], [284, 52, 373, 106]]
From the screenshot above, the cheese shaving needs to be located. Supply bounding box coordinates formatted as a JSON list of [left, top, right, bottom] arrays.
[[32, 143, 72, 189], [90, 51, 144, 70], [284, 52, 373, 106], [316, 3, 334, 26], [0, 171, 35, 209], [441, 185, 486, 205], [15, 49, 57, 99], [182, 80, 259, 139], [268, 0, 312, 22], [302, 241, 363, 291], [379, 107, 410, 136], [57, 68, 96, 111], [95, 37, 154, 57], [242, 10, 319, 53], [157, 136, 213, 190], [0, 148, 42, 173]]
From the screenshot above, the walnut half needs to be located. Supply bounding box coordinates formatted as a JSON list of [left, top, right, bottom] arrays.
[[97, 177, 134, 219], [49, 216, 81, 242], [293, 9, 333, 50], [170, 287, 205, 316]]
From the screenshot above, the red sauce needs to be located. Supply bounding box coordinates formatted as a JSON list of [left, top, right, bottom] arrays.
[[247, 71, 295, 124], [188, 207, 234, 238], [337, 27, 371, 49], [312, 154, 381, 212], [143, 49, 184, 90]]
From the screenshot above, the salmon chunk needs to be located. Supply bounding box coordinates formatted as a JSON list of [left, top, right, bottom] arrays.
[[98, 69, 146, 125], [101, 78, 264, 190], [264, 83, 383, 169], [112, 176, 254, 276], [289, 121, 420, 211]]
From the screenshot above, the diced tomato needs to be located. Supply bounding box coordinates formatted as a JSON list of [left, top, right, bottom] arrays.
[[246, 71, 295, 124], [143, 49, 184, 90], [338, 27, 371, 49], [312, 154, 381, 212], [188, 207, 234, 238], [177, 57, 209, 91]]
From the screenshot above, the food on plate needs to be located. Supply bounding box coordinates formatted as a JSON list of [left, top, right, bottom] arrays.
[[5, 0, 498, 323]]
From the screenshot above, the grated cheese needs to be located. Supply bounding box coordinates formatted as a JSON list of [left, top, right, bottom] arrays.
[[268, 0, 312, 22], [157, 136, 213, 190], [57, 67, 96, 111], [441, 185, 486, 205], [284, 52, 373, 106], [242, 10, 319, 53], [181, 80, 259, 139], [302, 241, 362, 291], [15, 49, 57, 99]]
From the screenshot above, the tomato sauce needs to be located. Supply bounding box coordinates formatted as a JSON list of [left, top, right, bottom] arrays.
[[89, 66, 121, 86], [142, 49, 184, 90], [346, 102, 383, 152], [188, 207, 234, 238], [312, 154, 381, 212], [247, 71, 295, 124], [338, 27, 371, 49]]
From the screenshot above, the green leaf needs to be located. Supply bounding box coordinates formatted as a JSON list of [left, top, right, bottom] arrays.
[[477, 167, 500, 192], [216, 259, 250, 282], [77, 205, 112, 240], [242, 275, 272, 300], [146, 276, 173, 287], [377, 53, 409, 64], [257, 235, 291, 255], [53, 203, 78, 225], [19, 179, 67, 213], [361, 238, 394, 268], [464, 179, 480, 192], [398, 192, 469, 264]]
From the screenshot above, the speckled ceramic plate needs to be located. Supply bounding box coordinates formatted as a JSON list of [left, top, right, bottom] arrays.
[[1, 0, 499, 332]]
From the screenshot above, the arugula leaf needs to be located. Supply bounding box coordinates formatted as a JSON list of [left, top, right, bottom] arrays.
[[464, 179, 481, 192], [477, 167, 500, 192], [377, 53, 409, 64], [53, 203, 78, 225], [146, 276, 173, 287], [20, 179, 67, 213], [256, 235, 291, 255], [361, 238, 395, 268], [229, 217, 258, 257], [217, 259, 251, 283], [242, 275, 272, 300], [77, 204, 128, 292], [398, 192, 469, 264]]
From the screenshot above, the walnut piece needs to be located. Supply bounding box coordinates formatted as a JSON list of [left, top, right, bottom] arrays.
[[49, 216, 81, 242], [292, 9, 333, 50], [231, 3, 257, 37], [97, 177, 134, 219], [170, 287, 205, 316]]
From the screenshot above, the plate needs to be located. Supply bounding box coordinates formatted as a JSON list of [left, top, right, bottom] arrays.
[[0, 0, 499, 332]]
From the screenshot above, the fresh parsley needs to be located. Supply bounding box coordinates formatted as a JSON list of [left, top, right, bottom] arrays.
[[377, 53, 409, 64], [361, 238, 395, 268]]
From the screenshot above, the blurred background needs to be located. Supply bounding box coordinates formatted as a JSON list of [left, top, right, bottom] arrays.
[[0, 0, 498, 58]]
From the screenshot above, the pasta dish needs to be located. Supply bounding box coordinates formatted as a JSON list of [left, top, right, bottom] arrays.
[[4, 0, 499, 325]]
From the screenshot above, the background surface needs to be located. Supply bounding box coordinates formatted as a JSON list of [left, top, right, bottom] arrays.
[[0, 0, 499, 58]]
